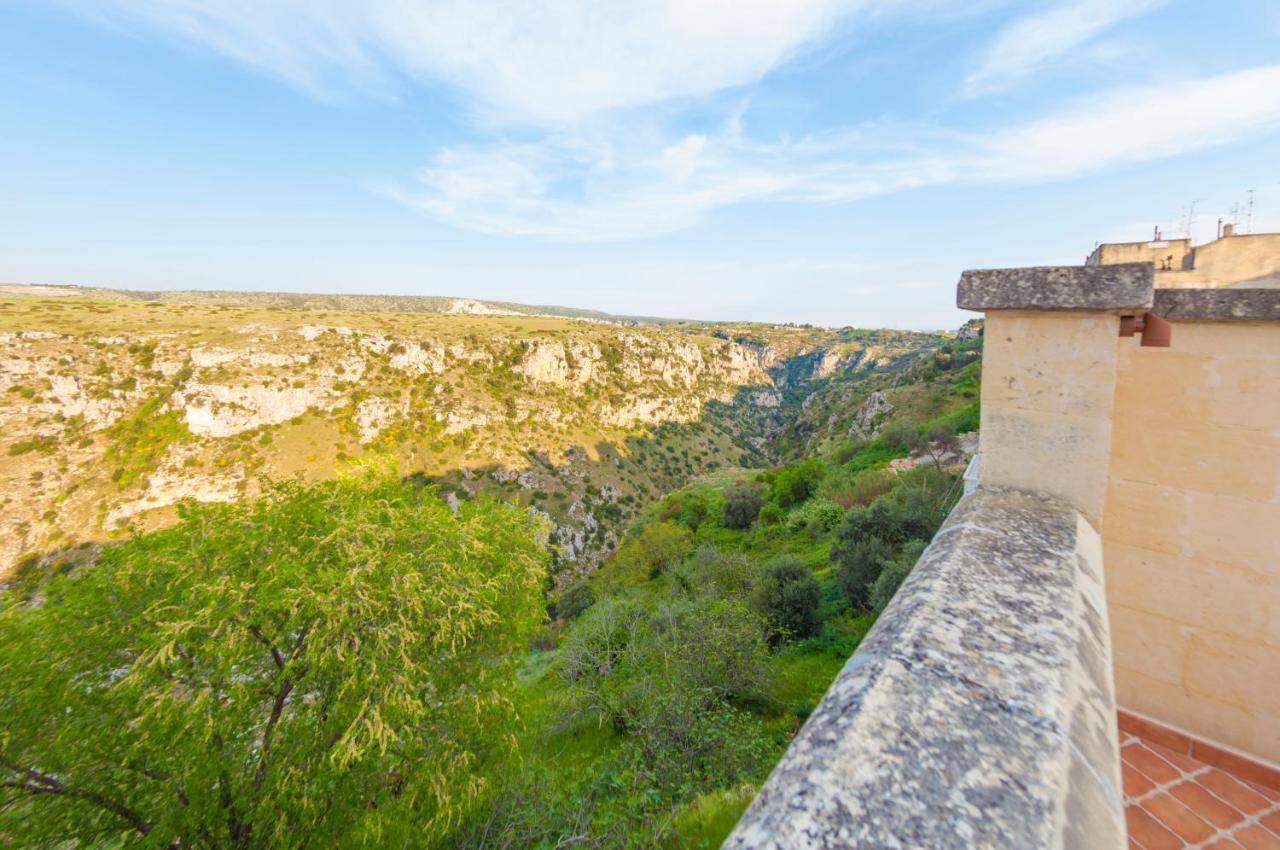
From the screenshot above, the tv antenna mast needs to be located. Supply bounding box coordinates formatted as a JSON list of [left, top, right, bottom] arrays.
[[1181, 198, 1201, 240], [1246, 188, 1256, 233]]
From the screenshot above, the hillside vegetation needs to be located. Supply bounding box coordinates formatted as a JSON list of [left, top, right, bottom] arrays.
[[0, 288, 983, 847]]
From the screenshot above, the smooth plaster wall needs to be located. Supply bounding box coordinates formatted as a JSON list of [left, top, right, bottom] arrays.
[[1103, 320, 1280, 763]]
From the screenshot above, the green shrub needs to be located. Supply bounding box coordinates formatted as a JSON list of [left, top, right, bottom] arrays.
[[556, 581, 596, 620], [835, 488, 941, 548], [685, 543, 757, 601], [869, 539, 927, 612], [722, 485, 762, 529], [784, 498, 844, 535], [819, 466, 896, 509], [6, 435, 56, 456], [609, 520, 694, 581], [769, 458, 826, 508], [833, 535, 892, 610], [753, 557, 821, 640], [757, 502, 784, 526]]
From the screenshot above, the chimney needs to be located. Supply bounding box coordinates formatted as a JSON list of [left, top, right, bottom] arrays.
[[1223, 222, 1235, 238]]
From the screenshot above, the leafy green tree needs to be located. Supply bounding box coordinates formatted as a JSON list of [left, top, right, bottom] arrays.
[[721, 486, 762, 529], [869, 539, 927, 612], [836, 489, 941, 548], [616, 520, 693, 580], [833, 535, 893, 610], [753, 557, 821, 640], [878, 421, 917, 453], [0, 476, 549, 849], [769, 458, 826, 508]]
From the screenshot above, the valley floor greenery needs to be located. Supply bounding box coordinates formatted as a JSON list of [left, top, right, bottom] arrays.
[[1, 330, 980, 848]]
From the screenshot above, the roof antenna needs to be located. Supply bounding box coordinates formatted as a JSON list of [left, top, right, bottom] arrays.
[[1181, 199, 1201, 241], [1246, 188, 1256, 233]]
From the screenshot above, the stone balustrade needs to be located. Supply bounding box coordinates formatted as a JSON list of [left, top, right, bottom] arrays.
[[723, 487, 1124, 849]]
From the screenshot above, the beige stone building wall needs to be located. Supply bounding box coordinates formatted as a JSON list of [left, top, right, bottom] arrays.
[[1103, 319, 1280, 763], [1171, 233, 1280, 287], [1091, 232, 1280, 288], [1087, 239, 1191, 272]]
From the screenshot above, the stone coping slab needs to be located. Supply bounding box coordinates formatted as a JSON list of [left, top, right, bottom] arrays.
[[958, 264, 1153, 312], [1153, 288, 1280, 321], [723, 487, 1124, 850]]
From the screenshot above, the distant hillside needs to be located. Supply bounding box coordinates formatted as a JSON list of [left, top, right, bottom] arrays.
[[0, 283, 681, 324]]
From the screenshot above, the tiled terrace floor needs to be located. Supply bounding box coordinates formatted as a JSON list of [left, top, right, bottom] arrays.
[[1122, 730, 1280, 850]]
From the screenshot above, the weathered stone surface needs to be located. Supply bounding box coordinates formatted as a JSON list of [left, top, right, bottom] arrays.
[[1153, 287, 1280, 321], [723, 487, 1124, 850], [958, 264, 1153, 312]]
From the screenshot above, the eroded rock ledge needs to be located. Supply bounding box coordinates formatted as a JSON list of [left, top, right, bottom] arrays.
[[724, 487, 1124, 850]]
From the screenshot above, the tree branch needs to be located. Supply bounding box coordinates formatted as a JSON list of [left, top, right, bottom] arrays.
[[0, 762, 153, 836], [247, 624, 285, 671], [252, 622, 309, 794]]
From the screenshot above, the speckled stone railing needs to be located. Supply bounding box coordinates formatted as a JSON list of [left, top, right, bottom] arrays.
[[724, 487, 1124, 850]]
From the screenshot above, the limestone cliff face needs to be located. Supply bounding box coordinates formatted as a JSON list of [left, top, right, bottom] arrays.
[[0, 308, 774, 575], [0, 298, 952, 578]]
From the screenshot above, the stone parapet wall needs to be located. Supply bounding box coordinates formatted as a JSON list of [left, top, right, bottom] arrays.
[[724, 488, 1124, 850]]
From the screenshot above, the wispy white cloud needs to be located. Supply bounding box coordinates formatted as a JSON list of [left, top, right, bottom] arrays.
[[60, 0, 895, 125], [47, 1, 1280, 243], [391, 65, 1280, 241], [961, 0, 1167, 98]]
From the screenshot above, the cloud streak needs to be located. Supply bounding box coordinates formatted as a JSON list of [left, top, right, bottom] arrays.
[[961, 0, 1167, 98], [392, 65, 1280, 241], [49, 1, 1280, 243], [62, 0, 890, 125]]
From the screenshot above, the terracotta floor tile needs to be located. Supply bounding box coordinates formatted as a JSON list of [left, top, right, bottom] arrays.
[[1149, 741, 1204, 774], [1125, 743, 1185, 785], [1252, 782, 1280, 803], [1200, 771, 1272, 815], [1204, 839, 1248, 850], [1126, 805, 1185, 850], [1142, 793, 1217, 844], [1170, 780, 1248, 829], [1235, 824, 1280, 850], [1125, 763, 1159, 798], [1120, 713, 1279, 850]]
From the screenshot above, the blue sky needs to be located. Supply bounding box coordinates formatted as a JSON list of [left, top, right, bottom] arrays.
[[2, 1, 1279, 328]]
